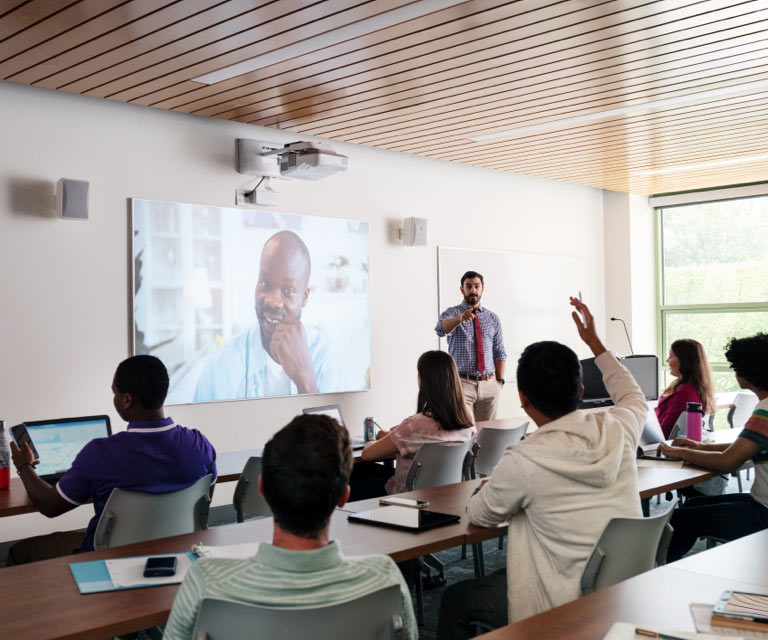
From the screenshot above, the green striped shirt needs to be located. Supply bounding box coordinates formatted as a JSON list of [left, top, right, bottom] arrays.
[[163, 541, 417, 640]]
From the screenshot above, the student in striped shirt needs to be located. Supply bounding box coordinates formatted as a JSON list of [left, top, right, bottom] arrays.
[[660, 332, 768, 561], [163, 414, 417, 640]]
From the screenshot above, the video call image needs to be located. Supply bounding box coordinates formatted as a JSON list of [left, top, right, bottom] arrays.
[[132, 199, 371, 404]]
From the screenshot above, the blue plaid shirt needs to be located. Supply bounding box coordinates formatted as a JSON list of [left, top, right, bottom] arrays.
[[435, 302, 506, 376]]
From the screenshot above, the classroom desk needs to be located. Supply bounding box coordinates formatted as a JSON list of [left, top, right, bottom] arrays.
[[0, 447, 364, 516], [1, 478, 760, 640], [0, 487, 481, 640], [474, 566, 768, 640]]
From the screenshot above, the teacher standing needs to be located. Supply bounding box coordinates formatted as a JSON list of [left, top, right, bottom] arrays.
[[435, 270, 506, 422]]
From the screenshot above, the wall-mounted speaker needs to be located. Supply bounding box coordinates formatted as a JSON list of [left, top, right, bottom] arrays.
[[57, 178, 89, 221], [403, 217, 427, 246]]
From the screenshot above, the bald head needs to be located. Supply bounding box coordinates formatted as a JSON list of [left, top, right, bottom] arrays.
[[261, 231, 311, 286]]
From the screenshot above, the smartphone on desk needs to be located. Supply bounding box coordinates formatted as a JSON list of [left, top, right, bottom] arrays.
[[10, 423, 40, 461], [379, 497, 429, 509], [143, 556, 177, 578]]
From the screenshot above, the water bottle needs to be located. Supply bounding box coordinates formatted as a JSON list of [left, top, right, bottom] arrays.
[[0, 421, 10, 490], [364, 417, 375, 442], [685, 402, 704, 442]]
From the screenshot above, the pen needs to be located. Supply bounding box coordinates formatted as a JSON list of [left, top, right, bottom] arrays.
[[635, 628, 687, 640]]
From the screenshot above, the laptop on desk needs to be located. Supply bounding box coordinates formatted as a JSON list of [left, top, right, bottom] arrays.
[[16, 415, 112, 484], [302, 404, 367, 449]]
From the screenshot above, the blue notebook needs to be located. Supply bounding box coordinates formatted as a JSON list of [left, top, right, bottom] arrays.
[[70, 552, 197, 594]]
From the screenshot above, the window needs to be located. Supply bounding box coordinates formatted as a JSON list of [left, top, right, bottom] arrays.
[[657, 194, 768, 422]]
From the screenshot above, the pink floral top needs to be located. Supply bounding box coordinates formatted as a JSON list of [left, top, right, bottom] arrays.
[[386, 413, 477, 494]]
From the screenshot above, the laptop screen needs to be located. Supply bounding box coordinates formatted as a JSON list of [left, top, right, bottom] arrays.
[[302, 404, 345, 427], [25, 416, 111, 478]]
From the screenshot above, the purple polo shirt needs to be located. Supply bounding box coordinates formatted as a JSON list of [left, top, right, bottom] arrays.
[[56, 417, 217, 552]]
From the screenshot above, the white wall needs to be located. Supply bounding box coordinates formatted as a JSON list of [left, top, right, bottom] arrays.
[[602, 190, 656, 356], [0, 82, 606, 540]]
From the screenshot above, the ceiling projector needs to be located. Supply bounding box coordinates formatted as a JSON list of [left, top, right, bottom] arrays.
[[236, 139, 349, 180]]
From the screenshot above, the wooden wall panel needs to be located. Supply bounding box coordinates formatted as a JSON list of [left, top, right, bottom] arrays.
[[2, 0, 768, 195]]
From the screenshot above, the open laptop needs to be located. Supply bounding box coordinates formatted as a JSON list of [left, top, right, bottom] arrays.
[[302, 404, 367, 449], [17, 415, 112, 483]]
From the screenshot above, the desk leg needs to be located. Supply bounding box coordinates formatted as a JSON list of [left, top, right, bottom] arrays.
[[641, 497, 650, 517]]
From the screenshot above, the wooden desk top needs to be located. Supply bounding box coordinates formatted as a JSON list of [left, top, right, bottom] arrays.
[[636, 465, 713, 499], [476, 567, 768, 640], [667, 529, 768, 586], [0, 495, 473, 640]]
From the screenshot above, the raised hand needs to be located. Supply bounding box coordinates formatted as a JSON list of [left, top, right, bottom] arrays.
[[569, 296, 606, 357]]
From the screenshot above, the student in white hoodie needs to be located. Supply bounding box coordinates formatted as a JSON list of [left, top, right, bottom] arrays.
[[437, 297, 647, 639]]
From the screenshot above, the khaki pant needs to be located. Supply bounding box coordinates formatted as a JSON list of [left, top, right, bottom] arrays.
[[460, 377, 503, 423]]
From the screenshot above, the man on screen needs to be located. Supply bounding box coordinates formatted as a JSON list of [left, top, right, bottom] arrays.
[[194, 230, 339, 401]]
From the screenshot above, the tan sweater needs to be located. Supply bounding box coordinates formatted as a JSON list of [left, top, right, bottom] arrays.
[[468, 351, 647, 623]]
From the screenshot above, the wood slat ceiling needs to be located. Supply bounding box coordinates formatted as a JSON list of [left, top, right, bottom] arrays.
[[2, 0, 768, 195]]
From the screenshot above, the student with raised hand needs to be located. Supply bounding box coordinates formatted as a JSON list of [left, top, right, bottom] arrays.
[[660, 333, 768, 562], [437, 297, 647, 639], [163, 414, 417, 640], [656, 338, 715, 438], [360, 350, 476, 496]]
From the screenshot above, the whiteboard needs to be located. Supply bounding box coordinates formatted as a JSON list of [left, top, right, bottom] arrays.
[[437, 247, 592, 412]]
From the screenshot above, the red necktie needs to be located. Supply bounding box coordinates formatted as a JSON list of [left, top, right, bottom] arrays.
[[473, 312, 485, 374]]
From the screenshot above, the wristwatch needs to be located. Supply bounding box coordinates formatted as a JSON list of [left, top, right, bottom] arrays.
[[498, 378, 505, 385]]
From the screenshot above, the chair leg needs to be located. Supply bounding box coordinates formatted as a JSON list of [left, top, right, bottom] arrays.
[[736, 470, 743, 492], [497, 535, 504, 551], [471, 542, 485, 577], [460, 543, 467, 560]]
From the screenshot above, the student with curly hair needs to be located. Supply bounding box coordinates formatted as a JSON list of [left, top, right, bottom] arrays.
[[660, 333, 768, 561]]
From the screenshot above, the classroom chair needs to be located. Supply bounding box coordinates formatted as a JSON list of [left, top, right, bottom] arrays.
[[232, 456, 272, 522], [192, 584, 404, 640], [472, 424, 528, 478], [404, 438, 477, 625], [93, 474, 213, 550], [729, 392, 759, 483], [465, 423, 527, 554], [579, 499, 677, 596]]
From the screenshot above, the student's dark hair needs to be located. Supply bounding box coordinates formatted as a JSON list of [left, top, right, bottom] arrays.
[[416, 350, 475, 430], [113, 355, 169, 410], [663, 339, 715, 414], [517, 341, 583, 419], [725, 333, 768, 391], [262, 414, 353, 538], [460, 270, 484, 286]]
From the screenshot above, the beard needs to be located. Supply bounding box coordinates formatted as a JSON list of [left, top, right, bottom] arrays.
[[464, 293, 480, 306]]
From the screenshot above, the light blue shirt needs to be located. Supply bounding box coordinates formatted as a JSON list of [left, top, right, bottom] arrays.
[[193, 323, 339, 402]]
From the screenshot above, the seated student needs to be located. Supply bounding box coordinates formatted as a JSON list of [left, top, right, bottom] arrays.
[[360, 350, 476, 496], [7, 355, 217, 565], [163, 414, 417, 640], [437, 298, 647, 639], [656, 338, 715, 438], [660, 333, 768, 562]]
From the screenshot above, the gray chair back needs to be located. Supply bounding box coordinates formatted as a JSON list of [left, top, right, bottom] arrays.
[[192, 583, 404, 640], [93, 474, 212, 550], [474, 424, 527, 477], [670, 412, 713, 438], [579, 499, 677, 596], [404, 439, 475, 491], [728, 392, 759, 430], [232, 457, 272, 523]]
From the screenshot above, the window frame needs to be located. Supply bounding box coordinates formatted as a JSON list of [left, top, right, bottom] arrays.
[[655, 191, 768, 381]]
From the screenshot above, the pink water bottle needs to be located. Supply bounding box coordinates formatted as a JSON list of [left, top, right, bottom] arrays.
[[0, 421, 10, 490], [685, 402, 704, 442]]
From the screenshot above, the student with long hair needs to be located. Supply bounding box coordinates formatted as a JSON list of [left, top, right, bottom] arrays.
[[361, 350, 476, 495], [656, 339, 715, 438]]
